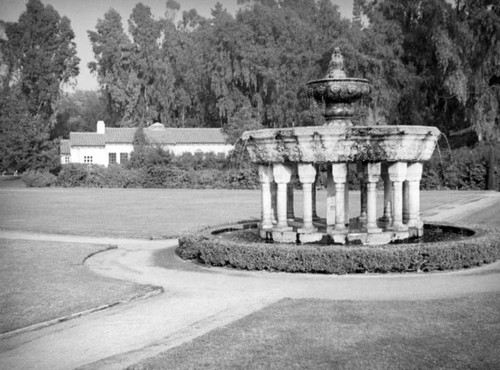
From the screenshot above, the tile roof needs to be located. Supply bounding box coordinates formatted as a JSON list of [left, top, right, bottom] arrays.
[[105, 128, 136, 143], [70, 132, 106, 146], [162, 128, 228, 144], [66, 126, 229, 148]]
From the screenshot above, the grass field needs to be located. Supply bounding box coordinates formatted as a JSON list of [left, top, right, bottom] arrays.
[[0, 184, 499, 367], [130, 295, 500, 370], [1, 187, 496, 239], [0, 238, 157, 333]]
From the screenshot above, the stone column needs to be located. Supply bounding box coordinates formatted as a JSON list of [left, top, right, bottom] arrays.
[[326, 165, 336, 231], [344, 173, 350, 227], [364, 163, 382, 233], [258, 165, 274, 229], [331, 163, 348, 232], [273, 163, 293, 231], [380, 163, 392, 228], [406, 162, 423, 230], [298, 164, 317, 232], [388, 162, 408, 231], [271, 182, 277, 224]]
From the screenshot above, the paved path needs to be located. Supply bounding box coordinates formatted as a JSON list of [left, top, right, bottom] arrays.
[[1, 192, 500, 369]]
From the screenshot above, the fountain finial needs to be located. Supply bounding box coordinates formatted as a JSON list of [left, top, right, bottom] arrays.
[[326, 47, 347, 79]]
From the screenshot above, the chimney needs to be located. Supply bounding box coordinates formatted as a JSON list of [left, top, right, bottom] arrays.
[[97, 120, 105, 134]]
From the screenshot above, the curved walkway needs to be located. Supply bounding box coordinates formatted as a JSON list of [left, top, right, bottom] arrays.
[[1, 193, 500, 370]]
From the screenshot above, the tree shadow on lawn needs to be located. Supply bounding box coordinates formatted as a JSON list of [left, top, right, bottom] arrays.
[[0, 238, 159, 334], [129, 294, 500, 370]]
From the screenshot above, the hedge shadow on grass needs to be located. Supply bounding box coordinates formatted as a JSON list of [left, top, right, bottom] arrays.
[[177, 222, 500, 274]]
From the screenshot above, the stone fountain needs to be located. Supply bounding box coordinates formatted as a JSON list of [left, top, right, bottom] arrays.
[[241, 48, 441, 245]]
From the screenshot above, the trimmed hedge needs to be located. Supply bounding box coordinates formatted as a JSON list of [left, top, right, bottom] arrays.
[[177, 223, 500, 274]]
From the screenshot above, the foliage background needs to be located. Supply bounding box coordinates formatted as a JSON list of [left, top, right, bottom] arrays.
[[1, 0, 499, 188]]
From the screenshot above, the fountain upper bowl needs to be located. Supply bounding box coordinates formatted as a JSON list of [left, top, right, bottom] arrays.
[[241, 125, 441, 164], [306, 78, 371, 102]]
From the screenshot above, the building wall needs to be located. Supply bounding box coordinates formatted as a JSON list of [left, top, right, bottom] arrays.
[[69, 143, 233, 167], [70, 146, 107, 166], [60, 154, 70, 165], [105, 144, 134, 165]]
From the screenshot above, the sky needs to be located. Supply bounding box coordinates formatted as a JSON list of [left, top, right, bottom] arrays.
[[0, 0, 354, 91]]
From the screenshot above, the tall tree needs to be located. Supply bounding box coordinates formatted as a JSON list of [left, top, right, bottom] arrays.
[[0, 88, 60, 171], [359, 0, 499, 138], [88, 9, 134, 126], [2, 0, 79, 119], [455, 0, 500, 142], [0, 0, 79, 172], [127, 3, 175, 124]]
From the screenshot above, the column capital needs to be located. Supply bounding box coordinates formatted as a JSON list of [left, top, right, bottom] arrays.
[[388, 162, 407, 182], [298, 163, 316, 184], [258, 165, 274, 183], [406, 162, 423, 182], [273, 163, 292, 183], [331, 163, 348, 183]]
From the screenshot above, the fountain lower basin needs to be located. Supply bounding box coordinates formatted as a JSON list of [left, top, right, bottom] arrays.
[[242, 125, 440, 164]]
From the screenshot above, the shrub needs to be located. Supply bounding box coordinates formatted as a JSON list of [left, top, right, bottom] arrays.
[[172, 152, 228, 171], [21, 170, 57, 187], [177, 223, 500, 274], [56, 163, 89, 187], [422, 143, 500, 190], [86, 165, 143, 188], [226, 167, 259, 189]]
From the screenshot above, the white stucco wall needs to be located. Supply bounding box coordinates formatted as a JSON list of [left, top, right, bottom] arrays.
[[70, 146, 107, 166], [69, 143, 233, 167], [105, 144, 134, 165]]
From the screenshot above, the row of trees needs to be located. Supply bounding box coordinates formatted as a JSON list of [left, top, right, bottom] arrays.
[[0, 0, 498, 173], [88, 0, 499, 141]]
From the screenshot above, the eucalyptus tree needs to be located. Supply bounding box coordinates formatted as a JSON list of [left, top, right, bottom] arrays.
[[128, 3, 176, 125], [1, 0, 79, 120], [88, 9, 135, 126], [0, 0, 79, 171]]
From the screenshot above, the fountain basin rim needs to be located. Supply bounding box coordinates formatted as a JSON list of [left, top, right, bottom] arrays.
[[241, 125, 441, 164], [242, 125, 441, 139], [306, 77, 370, 85]]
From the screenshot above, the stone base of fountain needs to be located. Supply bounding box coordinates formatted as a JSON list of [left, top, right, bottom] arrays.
[[260, 217, 420, 245]]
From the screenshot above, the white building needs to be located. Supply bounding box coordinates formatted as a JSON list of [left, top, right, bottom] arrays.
[[60, 121, 234, 167]]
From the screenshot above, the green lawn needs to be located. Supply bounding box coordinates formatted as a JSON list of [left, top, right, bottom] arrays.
[[129, 295, 500, 370], [0, 238, 158, 334], [0, 185, 498, 365], [0, 187, 494, 238]]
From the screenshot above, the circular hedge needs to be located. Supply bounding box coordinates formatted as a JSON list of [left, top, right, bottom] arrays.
[[176, 222, 500, 274]]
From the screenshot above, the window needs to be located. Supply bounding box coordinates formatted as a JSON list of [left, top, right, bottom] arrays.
[[120, 153, 129, 164], [63, 155, 70, 164], [83, 156, 93, 164], [109, 153, 117, 164]]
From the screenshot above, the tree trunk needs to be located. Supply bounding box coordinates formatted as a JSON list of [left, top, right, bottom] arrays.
[[487, 144, 496, 191]]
